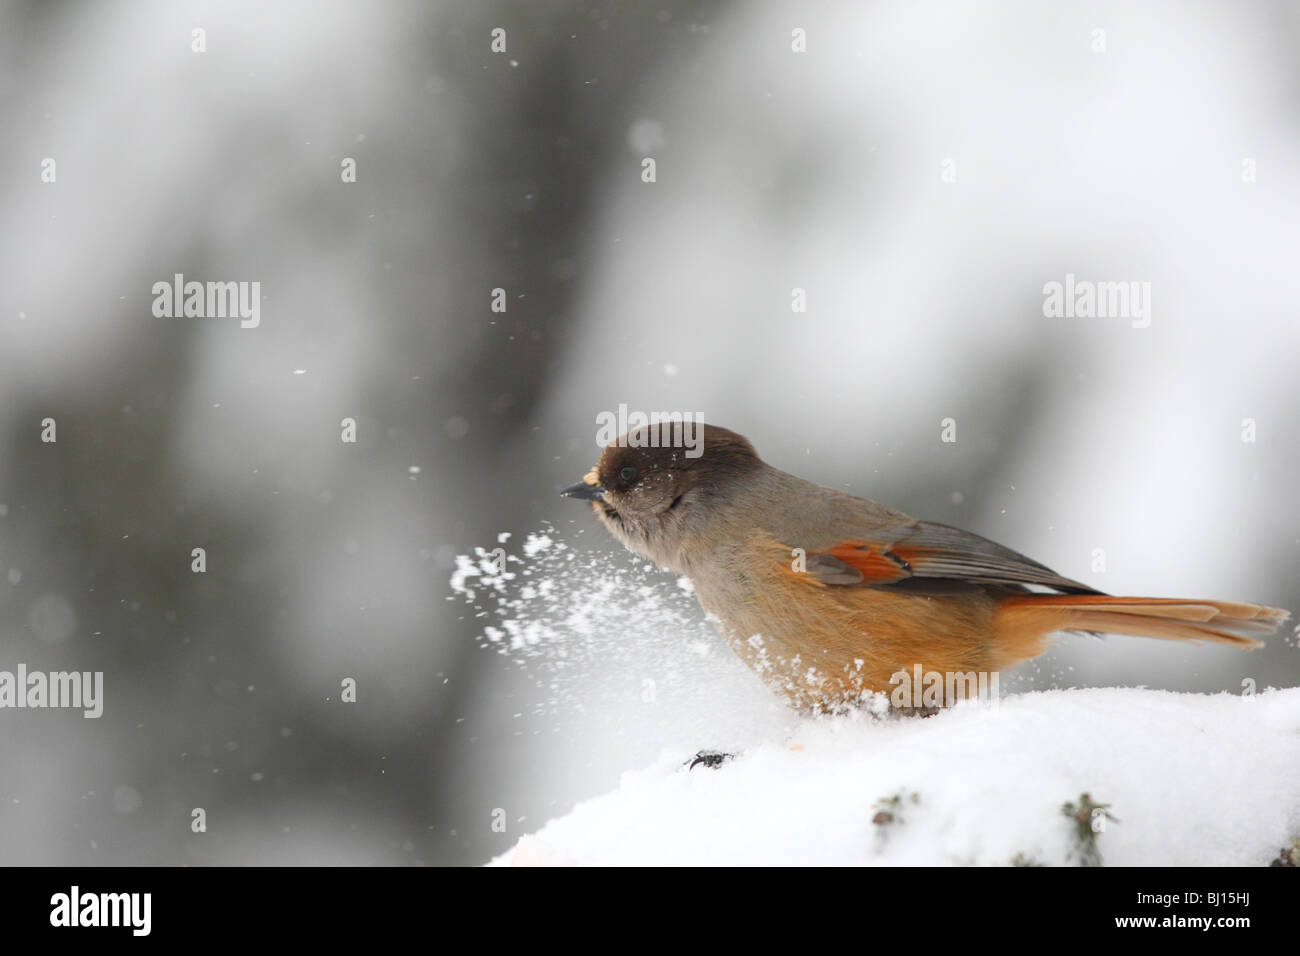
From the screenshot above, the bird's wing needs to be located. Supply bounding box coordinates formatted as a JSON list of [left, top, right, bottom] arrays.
[[804, 520, 1099, 594]]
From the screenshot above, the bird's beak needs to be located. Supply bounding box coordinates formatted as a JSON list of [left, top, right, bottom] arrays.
[[561, 480, 606, 501]]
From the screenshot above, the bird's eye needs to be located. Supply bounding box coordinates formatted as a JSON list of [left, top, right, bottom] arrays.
[[619, 465, 638, 484]]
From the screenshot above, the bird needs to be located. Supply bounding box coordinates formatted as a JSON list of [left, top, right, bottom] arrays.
[[562, 422, 1289, 712]]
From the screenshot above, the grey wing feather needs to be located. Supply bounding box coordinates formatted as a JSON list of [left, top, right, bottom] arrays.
[[896, 521, 1101, 594]]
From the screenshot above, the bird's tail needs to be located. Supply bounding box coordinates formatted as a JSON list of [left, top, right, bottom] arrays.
[[995, 594, 1289, 651]]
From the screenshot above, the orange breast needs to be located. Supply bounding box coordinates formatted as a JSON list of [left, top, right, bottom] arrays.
[[695, 535, 1031, 711]]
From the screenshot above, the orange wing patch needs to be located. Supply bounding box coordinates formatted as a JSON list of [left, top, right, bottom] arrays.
[[821, 540, 912, 585]]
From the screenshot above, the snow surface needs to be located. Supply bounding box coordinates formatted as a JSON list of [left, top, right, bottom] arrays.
[[491, 687, 1300, 866]]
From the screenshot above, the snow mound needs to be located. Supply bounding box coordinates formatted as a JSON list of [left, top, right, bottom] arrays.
[[492, 687, 1300, 866]]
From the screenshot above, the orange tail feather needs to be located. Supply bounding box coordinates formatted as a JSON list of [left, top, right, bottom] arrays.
[[995, 594, 1289, 653]]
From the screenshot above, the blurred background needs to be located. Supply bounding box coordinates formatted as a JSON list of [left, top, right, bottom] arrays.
[[1, 0, 1297, 865]]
